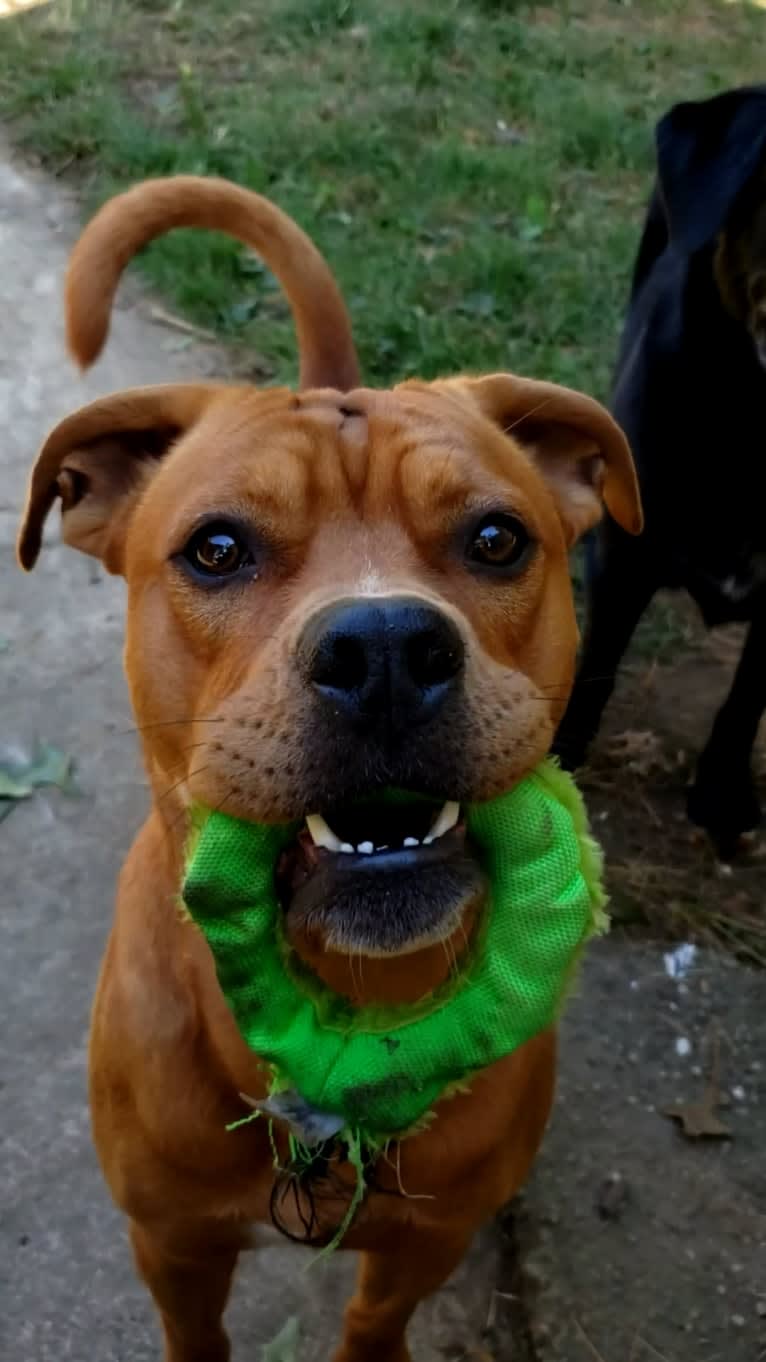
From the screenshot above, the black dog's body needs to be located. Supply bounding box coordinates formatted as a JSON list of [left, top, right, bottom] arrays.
[[556, 87, 766, 857]]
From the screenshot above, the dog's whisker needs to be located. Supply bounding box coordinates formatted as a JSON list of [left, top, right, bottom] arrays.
[[122, 717, 224, 737], [156, 779, 234, 849], [158, 800, 196, 854], [155, 764, 211, 809], [348, 950, 361, 998], [354, 946, 366, 997], [453, 917, 471, 961], [209, 785, 237, 819], [155, 741, 212, 778], [502, 395, 555, 437]]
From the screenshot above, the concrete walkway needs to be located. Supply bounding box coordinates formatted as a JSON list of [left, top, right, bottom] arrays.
[[1, 148, 764, 1362]]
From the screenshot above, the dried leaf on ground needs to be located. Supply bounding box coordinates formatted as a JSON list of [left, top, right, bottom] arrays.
[[663, 1032, 732, 1140], [663, 1099, 732, 1140], [0, 742, 78, 821]]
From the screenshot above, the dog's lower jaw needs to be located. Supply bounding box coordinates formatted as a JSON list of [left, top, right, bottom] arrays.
[[286, 890, 485, 1007]]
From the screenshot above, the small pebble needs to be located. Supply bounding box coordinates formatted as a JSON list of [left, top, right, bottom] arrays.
[[596, 1170, 629, 1221]]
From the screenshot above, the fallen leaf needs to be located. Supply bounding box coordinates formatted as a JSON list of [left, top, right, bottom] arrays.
[[663, 1099, 731, 1140], [0, 772, 33, 799], [262, 1315, 300, 1362], [0, 742, 78, 821], [19, 742, 77, 791], [663, 1032, 732, 1140]]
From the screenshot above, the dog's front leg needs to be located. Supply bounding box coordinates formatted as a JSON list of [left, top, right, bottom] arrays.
[[688, 610, 766, 857], [333, 1228, 472, 1362], [130, 1221, 240, 1362]]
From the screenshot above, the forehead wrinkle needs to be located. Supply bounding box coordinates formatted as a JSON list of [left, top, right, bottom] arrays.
[[400, 437, 472, 507], [336, 414, 370, 496], [219, 407, 355, 523]]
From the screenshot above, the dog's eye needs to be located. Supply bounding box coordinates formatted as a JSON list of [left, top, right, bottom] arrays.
[[467, 514, 531, 572], [181, 522, 253, 579]]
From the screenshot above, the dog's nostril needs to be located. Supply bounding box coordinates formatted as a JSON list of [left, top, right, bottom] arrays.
[[311, 634, 369, 693], [406, 627, 464, 689]]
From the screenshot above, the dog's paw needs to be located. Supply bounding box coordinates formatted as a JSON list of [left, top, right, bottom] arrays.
[[687, 759, 761, 860]]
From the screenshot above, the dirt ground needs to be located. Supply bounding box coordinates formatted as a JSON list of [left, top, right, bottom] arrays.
[[579, 610, 766, 965], [1, 146, 764, 1362]]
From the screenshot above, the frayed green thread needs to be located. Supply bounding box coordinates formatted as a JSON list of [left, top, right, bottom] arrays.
[[226, 1108, 261, 1133]]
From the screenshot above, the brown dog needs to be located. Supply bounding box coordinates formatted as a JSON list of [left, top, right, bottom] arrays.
[[17, 177, 642, 1362]]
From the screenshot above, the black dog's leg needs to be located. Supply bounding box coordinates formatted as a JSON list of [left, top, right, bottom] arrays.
[[554, 523, 659, 770], [687, 611, 766, 859]]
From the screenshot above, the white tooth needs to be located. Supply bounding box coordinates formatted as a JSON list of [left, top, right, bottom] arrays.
[[357, 841, 374, 855], [403, 837, 420, 848], [306, 814, 342, 853], [339, 842, 354, 854], [424, 800, 460, 845]]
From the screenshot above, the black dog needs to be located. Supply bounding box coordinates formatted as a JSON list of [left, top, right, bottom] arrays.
[[555, 85, 766, 859]]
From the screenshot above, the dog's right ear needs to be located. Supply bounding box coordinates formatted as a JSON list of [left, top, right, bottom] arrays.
[[656, 85, 766, 254], [17, 383, 227, 574]]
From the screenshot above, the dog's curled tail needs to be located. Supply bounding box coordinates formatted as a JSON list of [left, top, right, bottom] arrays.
[[65, 176, 360, 390]]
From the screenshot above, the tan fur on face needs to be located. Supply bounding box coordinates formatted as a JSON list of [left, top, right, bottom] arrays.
[[119, 384, 578, 829]]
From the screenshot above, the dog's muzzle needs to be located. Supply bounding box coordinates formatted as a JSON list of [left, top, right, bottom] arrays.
[[275, 597, 481, 953]]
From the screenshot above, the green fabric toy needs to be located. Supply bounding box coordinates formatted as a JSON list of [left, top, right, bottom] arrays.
[[182, 760, 606, 1175]]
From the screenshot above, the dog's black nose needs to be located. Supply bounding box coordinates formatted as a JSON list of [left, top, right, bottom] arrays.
[[300, 597, 464, 733]]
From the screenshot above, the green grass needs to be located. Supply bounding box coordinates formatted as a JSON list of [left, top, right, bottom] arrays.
[[1, 0, 765, 392]]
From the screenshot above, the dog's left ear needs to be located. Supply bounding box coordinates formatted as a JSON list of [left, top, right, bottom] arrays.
[[454, 374, 642, 546], [656, 85, 766, 254], [17, 383, 229, 573]]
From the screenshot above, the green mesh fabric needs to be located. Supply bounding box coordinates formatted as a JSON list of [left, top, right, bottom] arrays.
[[182, 759, 606, 1144]]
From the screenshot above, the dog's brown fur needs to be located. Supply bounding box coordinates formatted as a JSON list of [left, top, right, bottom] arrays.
[[18, 177, 641, 1362]]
